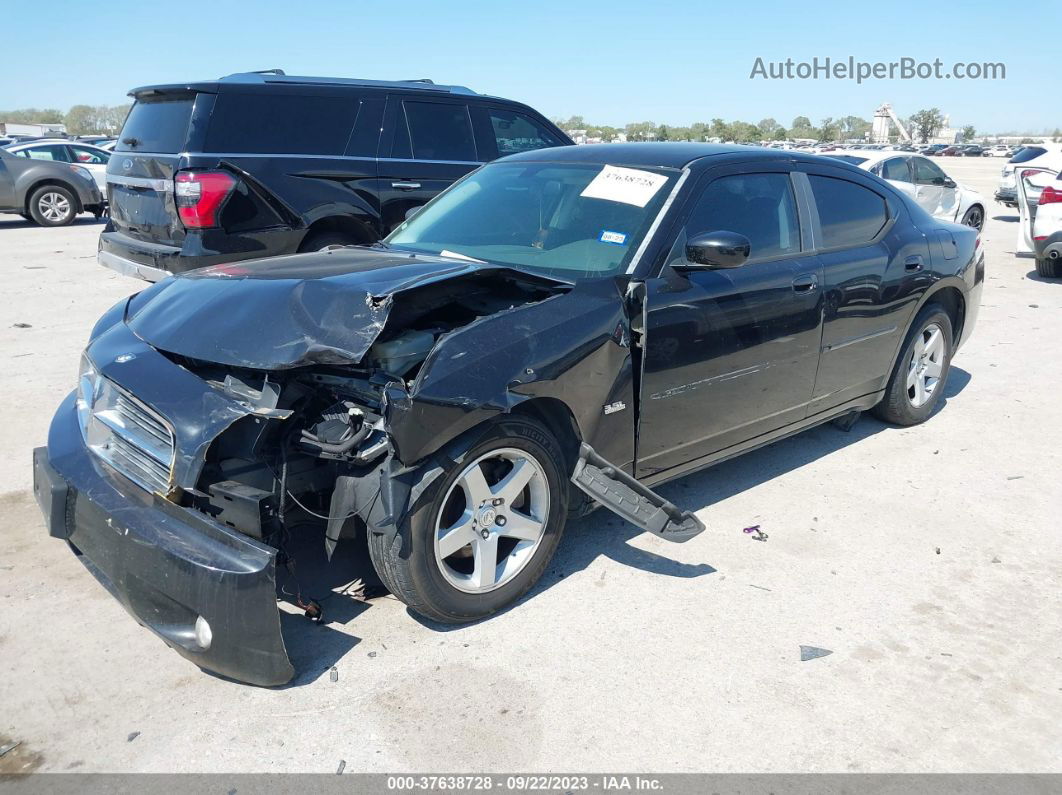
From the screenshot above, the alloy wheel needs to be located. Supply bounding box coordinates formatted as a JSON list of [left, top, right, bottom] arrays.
[[907, 322, 946, 408], [962, 206, 983, 230], [38, 192, 72, 223], [434, 447, 549, 593]]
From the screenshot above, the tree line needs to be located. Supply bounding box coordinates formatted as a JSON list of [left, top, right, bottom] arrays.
[[1, 105, 131, 136], [553, 110, 1047, 144]]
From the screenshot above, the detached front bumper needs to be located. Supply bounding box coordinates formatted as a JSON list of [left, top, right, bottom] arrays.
[[33, 393, 294, 686]]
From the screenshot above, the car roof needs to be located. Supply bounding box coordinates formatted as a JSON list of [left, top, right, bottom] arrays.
[[500, 142, 839, 170], [129, 71, 479, 98]]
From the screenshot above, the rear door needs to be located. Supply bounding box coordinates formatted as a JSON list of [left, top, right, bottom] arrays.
[[376, 96, 482, 233], [800, 168, 918, 412], [106, 93, 200, 246]]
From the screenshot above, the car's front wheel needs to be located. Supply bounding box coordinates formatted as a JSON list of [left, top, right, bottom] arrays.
[[873, 304, 954, 426], [28, 185, 77, 226], [368, 416, 569, 623]]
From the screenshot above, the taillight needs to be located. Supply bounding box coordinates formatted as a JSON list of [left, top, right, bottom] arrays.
[[1039, 185, 1062, 205], [174, 170, 236, 228]]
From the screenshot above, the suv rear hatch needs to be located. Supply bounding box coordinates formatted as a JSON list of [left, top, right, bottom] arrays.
[[107, 93, 198, 248]]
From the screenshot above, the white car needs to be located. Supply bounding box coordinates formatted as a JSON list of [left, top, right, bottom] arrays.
[[2, 139, 111, 193], [995, 143, 1062, 207], [823, 150, 986, 230], [1026, 170, 1062, 277], [983, 144, 1013, 158]]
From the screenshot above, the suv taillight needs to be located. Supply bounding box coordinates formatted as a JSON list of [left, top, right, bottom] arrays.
[[1039, 185, 1062, 205], [174, 170, 236, 228]]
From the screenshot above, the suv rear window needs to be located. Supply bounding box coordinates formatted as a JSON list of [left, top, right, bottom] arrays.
[[205, 92, 360, 155], [116, 97, 193, 153], [1009, 146, 1046, 164]]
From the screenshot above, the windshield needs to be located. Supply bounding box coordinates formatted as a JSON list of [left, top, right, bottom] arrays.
[[386, 161, 678, 279]]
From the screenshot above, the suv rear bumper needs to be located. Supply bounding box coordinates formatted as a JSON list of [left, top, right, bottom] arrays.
[[98, 230, 182, 282], [1035, 230, 1062, 261], [33, 393, 294, 686]]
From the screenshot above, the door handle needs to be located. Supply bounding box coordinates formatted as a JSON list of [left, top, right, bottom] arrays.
[[391, 181, 421, 190], [791, 273, 818, 293], [905, 255, 924, 272]]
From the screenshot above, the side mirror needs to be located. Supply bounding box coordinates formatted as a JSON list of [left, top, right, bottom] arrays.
[[942, 178, 957, 189], [679, 231, 751, 270], [405, 205, 422, 221]]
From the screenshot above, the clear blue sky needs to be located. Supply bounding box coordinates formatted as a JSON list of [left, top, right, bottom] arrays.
[[2, 0, 1057, 133]]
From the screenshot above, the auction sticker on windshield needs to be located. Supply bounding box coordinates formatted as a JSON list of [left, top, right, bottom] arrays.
[[580, 165, 669, 207]]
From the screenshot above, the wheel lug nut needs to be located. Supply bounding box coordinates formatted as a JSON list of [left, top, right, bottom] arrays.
[[496, 516, 506, 526]]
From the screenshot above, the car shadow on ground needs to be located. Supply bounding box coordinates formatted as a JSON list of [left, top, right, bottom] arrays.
[[1026, 270, 1061, 285], [0, 216, 106, 229], [991, 214, 1018, 223], [271, 522, 376, 686]]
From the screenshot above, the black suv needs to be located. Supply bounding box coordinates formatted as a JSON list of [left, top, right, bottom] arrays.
[[98, 71, 571, 280]]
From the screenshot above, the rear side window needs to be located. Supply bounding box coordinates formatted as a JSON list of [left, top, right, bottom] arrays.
[[403, 102, 477, 161], [1009, 146, 1047, 164], [116, 97, 192, 153], [18, 145, 71, 162], [686, 173, 801, 260], [205, 92, 359, 155], [881, 158, 911, 182], [809, 175, 888, 248], [488, 109, 564, 155]]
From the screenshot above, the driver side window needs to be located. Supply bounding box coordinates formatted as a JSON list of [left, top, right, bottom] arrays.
[[679, 172, 801, 263], [913, 158, 946, 185]]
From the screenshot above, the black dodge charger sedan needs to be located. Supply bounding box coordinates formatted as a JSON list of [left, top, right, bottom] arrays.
[[34, 143, 984, 685]]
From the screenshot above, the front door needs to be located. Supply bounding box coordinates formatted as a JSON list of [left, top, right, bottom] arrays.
[[912, 156, 958, 220], [637, 168, 824, 478], [0, 157, 15, 209], [376, 96, 483, 233]]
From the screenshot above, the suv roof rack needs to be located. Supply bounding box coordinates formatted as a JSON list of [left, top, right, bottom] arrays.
[[219, 72, 476, 95]]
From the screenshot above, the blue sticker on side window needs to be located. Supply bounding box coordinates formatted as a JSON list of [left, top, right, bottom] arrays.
[[599, 230, 627, 245]]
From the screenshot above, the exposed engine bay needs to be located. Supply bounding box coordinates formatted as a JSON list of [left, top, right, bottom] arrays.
[[162, 267, 567, 568]]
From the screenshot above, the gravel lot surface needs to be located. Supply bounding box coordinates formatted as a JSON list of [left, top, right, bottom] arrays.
[[1, 157, 1059, 774]]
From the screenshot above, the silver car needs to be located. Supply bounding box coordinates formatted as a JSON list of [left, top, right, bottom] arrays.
[[0, 146, 105, 226]]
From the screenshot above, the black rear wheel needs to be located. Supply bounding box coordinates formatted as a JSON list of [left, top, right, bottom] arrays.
[[1035, 257, 1062, 278]]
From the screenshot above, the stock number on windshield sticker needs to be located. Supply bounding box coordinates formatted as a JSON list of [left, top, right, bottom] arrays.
[[599, 230, 628, 245], [580, 165, 669, 207]]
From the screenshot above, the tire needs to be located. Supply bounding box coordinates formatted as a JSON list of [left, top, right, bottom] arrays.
[[28, 185, 77, 226], [1036, 257, 1062, 278], [960, 205, 984, 231], [298, 230, 363, 252], [368, 416, 569, 624], [873, 304, 954, 426]]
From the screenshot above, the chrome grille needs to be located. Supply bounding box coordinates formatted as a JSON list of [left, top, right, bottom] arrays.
[[78, 358, 175, 494]]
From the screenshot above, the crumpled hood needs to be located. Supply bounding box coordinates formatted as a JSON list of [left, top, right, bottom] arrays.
[[125, 247, 567, 370]]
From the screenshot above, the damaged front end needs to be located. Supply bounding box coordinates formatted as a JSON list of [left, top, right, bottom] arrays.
[[38, 249, 649, 685]]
